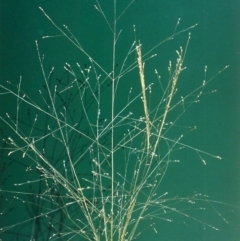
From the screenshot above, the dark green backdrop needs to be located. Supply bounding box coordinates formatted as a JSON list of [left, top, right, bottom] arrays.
[[0, 1, 239, 241]]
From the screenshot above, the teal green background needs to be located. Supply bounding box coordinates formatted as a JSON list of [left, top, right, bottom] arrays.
[[0, 1, 239, 240]]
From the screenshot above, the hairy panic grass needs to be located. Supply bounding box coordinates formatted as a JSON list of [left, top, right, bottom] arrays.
[[0, 1, 233, 241]]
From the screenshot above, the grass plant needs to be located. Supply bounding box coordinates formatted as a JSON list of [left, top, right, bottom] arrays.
[[0, 1, 232, 241]]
